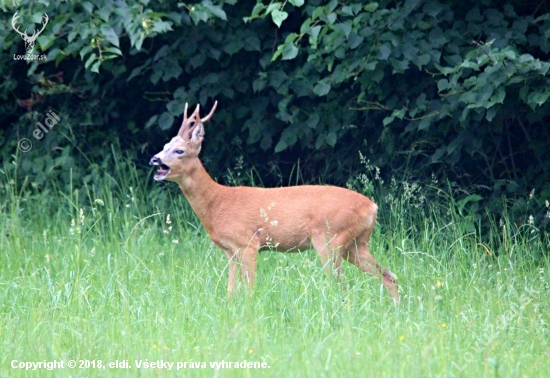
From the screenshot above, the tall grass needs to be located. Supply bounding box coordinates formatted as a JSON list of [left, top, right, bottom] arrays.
[[0, 151, 548, 377]]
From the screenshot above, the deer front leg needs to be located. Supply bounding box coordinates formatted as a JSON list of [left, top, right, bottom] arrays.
[[223, 249, 239, 293], [239, 247, 258, 287]]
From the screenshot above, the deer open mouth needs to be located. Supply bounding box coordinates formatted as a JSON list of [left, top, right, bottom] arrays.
[[150, 157, 170, 180], [155, 164, 170, 180]]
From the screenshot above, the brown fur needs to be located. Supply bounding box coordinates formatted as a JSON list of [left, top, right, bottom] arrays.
[[150, 102, 399, 302]]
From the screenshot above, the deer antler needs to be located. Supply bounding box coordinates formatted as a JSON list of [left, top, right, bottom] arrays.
[[177, 103, 190, 137], [34, 13, 49, 38], [11, 11, 26, 38], [177, 103, 200, 139], [200, 101, 218, 122], [26, 13, 48, 41], [178, 101, 218, 140]]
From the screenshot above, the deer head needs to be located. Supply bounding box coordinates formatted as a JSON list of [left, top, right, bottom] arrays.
[[150, 101, 218, 181], [12, 11, 49, 54]]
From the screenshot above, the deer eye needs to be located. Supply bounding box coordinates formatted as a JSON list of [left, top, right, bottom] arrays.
[[175, 149, 184, 155]]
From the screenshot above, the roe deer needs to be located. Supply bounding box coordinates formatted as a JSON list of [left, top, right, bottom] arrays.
[[149, 101, 400, 302]]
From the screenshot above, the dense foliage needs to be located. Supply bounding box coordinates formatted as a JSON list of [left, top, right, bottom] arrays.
[[1, 0, 549, 232]]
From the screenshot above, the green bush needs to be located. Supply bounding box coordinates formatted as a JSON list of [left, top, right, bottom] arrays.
[[1, 0, 549, 232]]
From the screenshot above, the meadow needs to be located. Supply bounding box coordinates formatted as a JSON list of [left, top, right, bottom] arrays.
[[1, 153, 548, 377]]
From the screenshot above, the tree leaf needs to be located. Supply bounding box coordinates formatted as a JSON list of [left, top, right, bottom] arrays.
[[418, 117, 431, 130], [100, 25, 119, 47], [315, 133, 326, 149], [274, 139, 287, 152], [82, 1, 94, 13], [104, 47, 122, 56], [84, 53, 96, 69], [313, 82, 331, 96], [152, 20, 173, 33], [145, 115, 159, 129], [306, 114, 320, 129], [437, 79, 449, 91], [189, 6, 210, 25], [158, 112, 174, 130], [91, 60, 101, 73], [326, 131, 337, 147], [486, 107, 497, 122], [203, 0, 227, 20], [383, 116, 394, 126], [38, 34, 56, 51], [377, 43, 391, 60], [289, 0, 304, 6], [326, 13, 336, 25], [335, 21, 352, 38], [282, 43, 298, 60], [272, 9, 288, 28]]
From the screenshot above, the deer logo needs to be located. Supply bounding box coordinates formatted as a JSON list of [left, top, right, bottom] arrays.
[[12, 11, 49, 54]]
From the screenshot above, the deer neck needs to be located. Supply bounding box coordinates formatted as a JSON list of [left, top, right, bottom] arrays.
[[175, 158, 221, 219]]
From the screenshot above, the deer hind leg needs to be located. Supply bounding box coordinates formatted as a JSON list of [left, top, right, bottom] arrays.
[[344, 238, 400, 302], [311, 232, 346, 280]]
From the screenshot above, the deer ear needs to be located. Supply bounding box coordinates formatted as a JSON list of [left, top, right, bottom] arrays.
[[191, 123, 204, 145]]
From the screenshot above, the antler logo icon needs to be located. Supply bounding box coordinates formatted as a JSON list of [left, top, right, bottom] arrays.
[[12, 11, 49, 54]]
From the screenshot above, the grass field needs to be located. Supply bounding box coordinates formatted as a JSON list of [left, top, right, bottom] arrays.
[[1, 155, 549, 377]]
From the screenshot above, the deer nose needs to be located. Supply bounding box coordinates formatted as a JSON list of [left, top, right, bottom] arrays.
[[149, 156, 160, 165]]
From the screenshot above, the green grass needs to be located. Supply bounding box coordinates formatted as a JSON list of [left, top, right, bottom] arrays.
[[1, 155, 549, 377]]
